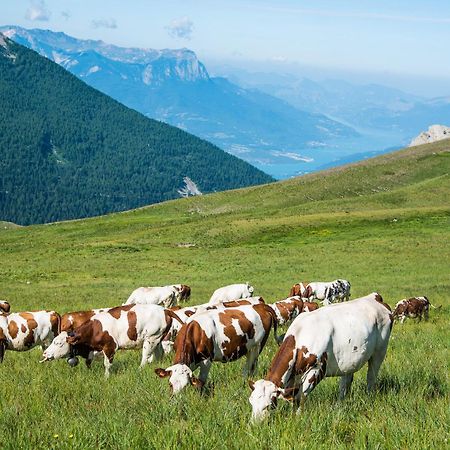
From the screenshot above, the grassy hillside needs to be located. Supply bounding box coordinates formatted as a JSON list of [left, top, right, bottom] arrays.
[[0, 141, 449, 449], [0, 35, 272, 226]]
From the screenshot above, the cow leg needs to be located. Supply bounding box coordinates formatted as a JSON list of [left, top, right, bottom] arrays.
[[243, 346, 260, 377], [84, 351, 96, 368], [339, 373, 354, 399], [198, 360, 212, 384], [367, 352, 386, 393], [140, 336, 162, 368], [424, 307, 429, 321], [103, 352, 114, 379]]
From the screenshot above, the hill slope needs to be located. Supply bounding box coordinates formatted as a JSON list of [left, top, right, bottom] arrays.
[[0, 35, 273, 225], [0, 141, 448, 448]]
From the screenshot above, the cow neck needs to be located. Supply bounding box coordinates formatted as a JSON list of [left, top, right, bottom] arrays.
[[265, 334, 297, 387]]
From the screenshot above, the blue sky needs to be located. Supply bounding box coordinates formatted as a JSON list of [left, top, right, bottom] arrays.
[[3, 0, 450, 96]]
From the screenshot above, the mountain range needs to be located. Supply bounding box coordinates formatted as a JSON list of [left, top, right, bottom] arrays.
[[0, 34, 272, 225], [0, 26, 358, 178], [220, 68, 450, 139]]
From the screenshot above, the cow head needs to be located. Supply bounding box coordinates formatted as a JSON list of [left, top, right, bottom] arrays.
[[0, 301, 10, 313], [40, 331, 71, 362], [155, 364, 203, 394], [248, 379, 281, 422], [246, 282, 254, 296]]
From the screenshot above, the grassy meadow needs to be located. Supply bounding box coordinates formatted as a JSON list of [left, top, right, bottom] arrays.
[[0, 141, 449, 449]]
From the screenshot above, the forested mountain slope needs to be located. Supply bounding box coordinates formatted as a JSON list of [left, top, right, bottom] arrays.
[[0, 35, 273, 225]]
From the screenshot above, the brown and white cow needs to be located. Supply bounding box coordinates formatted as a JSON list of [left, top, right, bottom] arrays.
[[162, 297, 266, 354], [289, 282, 309, 298], [155, 303, 277, 394], [173, 284, 191, 302], [393, 296, 438, 323], [0, 301, 11, 313], [61, 308, 112, 332], [0, 310, 60, 361], [269, 296, 305, 326], [249, 293, 392, 421], [41, 304, 183, 377]]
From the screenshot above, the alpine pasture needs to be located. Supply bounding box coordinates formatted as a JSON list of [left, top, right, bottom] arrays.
[[0, 141, 449, 449]]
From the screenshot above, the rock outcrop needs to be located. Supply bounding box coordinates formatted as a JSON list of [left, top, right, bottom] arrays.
[[409, 124, 450, 147]]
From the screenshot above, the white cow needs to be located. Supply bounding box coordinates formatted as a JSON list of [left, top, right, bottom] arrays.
[[124, 286, 179, 308], [249, 293, 392, 421], [208, 282, 254, 305]]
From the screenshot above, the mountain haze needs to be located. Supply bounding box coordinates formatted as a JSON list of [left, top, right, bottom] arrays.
[[0, 35, 273, 225]]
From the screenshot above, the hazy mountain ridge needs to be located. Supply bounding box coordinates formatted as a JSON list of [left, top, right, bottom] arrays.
[[220, 67, 450, 138], [0, 35, 273, 225], [1, 26, 357, 178]]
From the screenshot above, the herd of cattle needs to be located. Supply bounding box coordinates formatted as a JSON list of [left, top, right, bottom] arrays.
[[0, 280, 438, 421]]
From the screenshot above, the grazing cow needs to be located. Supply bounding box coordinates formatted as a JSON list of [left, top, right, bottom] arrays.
[[248, 293, 392, 421], [162, 297, 266, 354], [155, 303, 277, 394], [269, 296, 304, 326], [393, 296, 438, 323], [173, 284, 191, 302], [0, 310, 60, 362], [289, 282, 309, 297], [41, 304, 183, 377], [124, 286, 179, 308], [0, 301, 10, 313], [304, 279, 351, 305], [208, 282, 255, 305]]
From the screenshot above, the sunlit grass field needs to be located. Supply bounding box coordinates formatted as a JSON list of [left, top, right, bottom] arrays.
[[0, 141, 449, 449]]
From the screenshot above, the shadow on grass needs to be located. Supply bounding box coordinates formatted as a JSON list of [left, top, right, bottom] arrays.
[[377, 371, 447, 398]]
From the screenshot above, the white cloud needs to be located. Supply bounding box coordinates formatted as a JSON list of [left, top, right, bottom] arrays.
[[61, 11, 71, 21], [25, 0, 51, 22], [166, 16, 194, 40], [91, 18, 118, 29]]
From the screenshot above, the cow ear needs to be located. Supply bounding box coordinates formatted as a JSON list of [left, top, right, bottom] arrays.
[[154, 368, 171, 378], [248, 379, 255, 391], [190, 377, 204, 389]]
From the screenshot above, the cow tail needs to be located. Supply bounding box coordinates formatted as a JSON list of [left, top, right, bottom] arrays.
[[165, 309, 184, 326], [264, 305, 280, 345], [52, 312, 62, 336]]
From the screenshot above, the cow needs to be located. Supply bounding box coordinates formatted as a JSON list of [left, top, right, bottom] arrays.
[[155, 303, 277, 394], [61, 308, 111, 332], [248, 293, 392, 422], [40, 304, 183, 377], [162, 297, 266, 354], [269, 296, 304, 326], [0, 310, 61, 362], [302, 301, 319, 313], [303, 279, 351, 305], [173, 284, 191, 302], [289, 282, 309, 297], [0, 301, 10, 313], [208, 283, 255, 305], [123, 286, 180, 308], [392, 296, 438, 323]]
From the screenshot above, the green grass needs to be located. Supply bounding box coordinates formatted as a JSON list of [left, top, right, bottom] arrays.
[[0, 141, 449, 449]]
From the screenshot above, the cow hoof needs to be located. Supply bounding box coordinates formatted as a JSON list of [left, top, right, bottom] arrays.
[[67, 357, 79, 367]]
